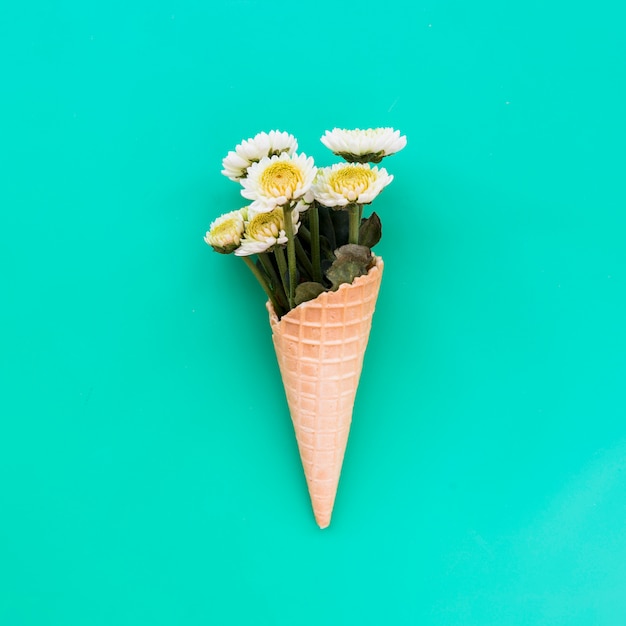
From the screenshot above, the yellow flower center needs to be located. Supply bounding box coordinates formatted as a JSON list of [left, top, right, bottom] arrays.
[[248, 208, 283, 240], [211, 217, 242, 245], [260, 161, 303, 198], [328, 166, 376, 200]]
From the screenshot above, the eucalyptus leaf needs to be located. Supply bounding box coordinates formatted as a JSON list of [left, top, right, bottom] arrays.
[[295, 281, 326, 305], [334, 243, 373, 265], [320, 257, 334, 277], [326, 244, 373, 291], [359, 212, 382, 249], [326, 260, 368, 291]]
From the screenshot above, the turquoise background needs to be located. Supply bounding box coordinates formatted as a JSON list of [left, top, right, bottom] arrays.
[[2, 0, 626, 624]]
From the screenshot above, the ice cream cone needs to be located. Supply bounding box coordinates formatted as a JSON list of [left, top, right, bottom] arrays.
[[267, 256, 384, 528]]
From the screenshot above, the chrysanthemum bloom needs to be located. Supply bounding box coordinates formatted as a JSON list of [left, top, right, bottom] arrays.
[[312, 162, 393, 208], [221, 130, 298, 182], [320, 127, 407, 163], [235, 206, 300, 256], [204, 207, 248, 254], [240, 152, 317, 212], [293, 195, 313, 214]]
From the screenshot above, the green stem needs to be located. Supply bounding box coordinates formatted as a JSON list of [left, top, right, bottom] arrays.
[[274, 246, 291, 310], [282, 205, 298, 308], [348, 204, 360, 245], [309, 204, 322, 283], [297, 223, 311, 244], [258, 252, 288, 312], [295, 236, 314, 281], [241, 256, 280, 313]]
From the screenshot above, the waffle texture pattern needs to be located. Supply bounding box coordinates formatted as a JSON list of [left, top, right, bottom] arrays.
[[267, 257, 384, 528]]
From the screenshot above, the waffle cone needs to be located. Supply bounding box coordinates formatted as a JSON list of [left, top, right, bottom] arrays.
[[267, 257, 384, 528]]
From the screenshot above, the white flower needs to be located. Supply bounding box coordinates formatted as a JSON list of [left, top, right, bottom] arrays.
[[240, 152, 317, 212], [320, 127, 407, 163], [235, 206, 300, 256], [293, 193, 314, 214], [312, 162, 393, 208], [221, 130, 298, 181], [204, 207, 247, 254]]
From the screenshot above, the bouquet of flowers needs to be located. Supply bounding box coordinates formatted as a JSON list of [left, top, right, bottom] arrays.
[[205, 127, 406, 528]]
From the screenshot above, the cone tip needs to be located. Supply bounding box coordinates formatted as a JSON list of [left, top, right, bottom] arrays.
[[315, 514, 331, 529]]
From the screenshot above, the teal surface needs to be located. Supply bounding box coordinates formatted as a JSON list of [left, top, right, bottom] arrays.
[[2, 1, 626, 624]]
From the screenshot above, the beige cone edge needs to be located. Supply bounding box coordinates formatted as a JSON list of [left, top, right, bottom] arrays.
[[266, 257, 384, 528]]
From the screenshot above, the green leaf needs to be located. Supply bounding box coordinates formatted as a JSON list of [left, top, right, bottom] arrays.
[[334, 244, 373, 265], [296, 223, 311, 245], [330, 209, 349, 247], [283, 266, 300, 292], [319, 235, 335, 262], [317, 205, 337, 250], [359, 212, 382, 249], [295, 281, 326, 305], [326, 260, 368, 291], [325, 244, 374, 291], [335, 150, 385, 164]]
